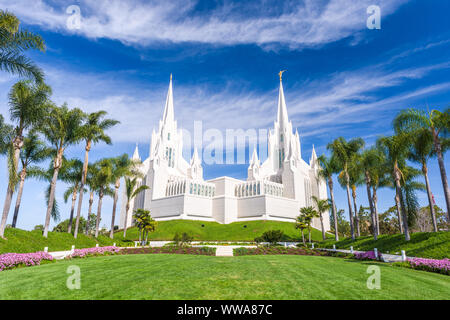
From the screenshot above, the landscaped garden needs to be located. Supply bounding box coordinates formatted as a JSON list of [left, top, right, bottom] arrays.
[[0, 254, 448, 299]]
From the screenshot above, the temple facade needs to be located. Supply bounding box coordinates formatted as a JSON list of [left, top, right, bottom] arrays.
[[119, 74, 330, 231]]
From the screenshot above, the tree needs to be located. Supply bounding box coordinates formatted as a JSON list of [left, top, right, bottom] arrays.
[[0, 80, 51, 238], [311, 195, 330, 240], [317, 154, 339, 241], [133, 209, 157, 244], [0, 10, 45, 82], [377, 134, 411, 241], [84, 163, 98, 236], [60, 159, 84, 233], [299, 206, 318, 243], [394, 108, 450, 221], [327, 137, 364, 240], [109, 154, 139, 238], [73, 111, 119, 239], [39, 103, 84, 237], [330, 209, 351, 238], [295, 215, 308, 245], [11, 131, 52, 228], [123, 176, 149, 238], [91, 159, 114, 238]]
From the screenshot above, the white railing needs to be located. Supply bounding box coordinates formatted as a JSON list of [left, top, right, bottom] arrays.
[[166, 178, 216, 198]]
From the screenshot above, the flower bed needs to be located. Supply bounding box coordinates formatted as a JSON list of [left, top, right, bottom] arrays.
[[68, 246, 121, 259], [353, 250, 382, 261], [0, 251, 54, 272], [121, 246, 216, 256], [407, 257, 450, 276]]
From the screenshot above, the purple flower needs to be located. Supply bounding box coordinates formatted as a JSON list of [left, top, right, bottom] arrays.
[[0, 252, 54, 272]]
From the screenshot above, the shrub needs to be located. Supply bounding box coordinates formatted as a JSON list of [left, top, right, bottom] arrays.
[[0, 251, 54, 271], [255, 230, 284, 245], [68, 246, 120, 259], [173, 232, 193, 247]]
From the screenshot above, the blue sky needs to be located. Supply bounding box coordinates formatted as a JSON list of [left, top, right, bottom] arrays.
[[0, 0, 449, 231]]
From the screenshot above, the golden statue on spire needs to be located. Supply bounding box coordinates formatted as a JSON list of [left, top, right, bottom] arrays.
[[278, 70, 286, 81]]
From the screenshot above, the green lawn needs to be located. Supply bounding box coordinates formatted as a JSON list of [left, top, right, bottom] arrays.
[[0, 228, 126, 254], [317, 232, 450, 259], [114, 219, 330, 242], [0, 254, 448, 299]]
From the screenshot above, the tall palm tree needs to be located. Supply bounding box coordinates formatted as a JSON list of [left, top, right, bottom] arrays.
[[317, 154, 339, 241], [299, 206, 318, 243], [327, 137, 364, 240], [358, 148, 382, 240], [109, 154, 139, 238], [84, 163, 97, 236], [92, 158, 114, 238], [0, 81, 50, 238], [370, 150, 391, 236], [60, 159, 84, 233], [311, 196, 331, 240], [0, 114, 13, 155], [73, 111, 119, 239], [11, 131, 52, 228], [394, 108, 450, 221], [39, 103, 84, 237], [404, 130, 438, 231], [347, 154, 364, 237], [123, 176, 149, 238], [377, 134, 411, 241], [0, 10, 45, 81]]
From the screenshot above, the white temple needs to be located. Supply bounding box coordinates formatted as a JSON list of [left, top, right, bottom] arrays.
[[119, 73, 330, 230]]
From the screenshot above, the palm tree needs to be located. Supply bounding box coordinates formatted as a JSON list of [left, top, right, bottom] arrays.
[[358, 147, 383, 240], [394, 108, 450, 221], [90, 159, 115, 238], [377, 134, 411, 241], [133, 209, 157, 244], [123, 176, 149, 238], [0, 81, 51, 238], [404, 129, 438, 231], [0, 10, 45, 81], [311, 196, 331, 240], [60, 159, 84, 233], [73, 111, 119, 239], [299, 206, 318, 243], [0, 114, 13, 155], [11, 131, 52, 228], [327, 137, 364, 240], [84, 163, 97, 236], [347, 154, 364, 237], [39, 103, 84, 237], [295, 215, 308, 245], [317, 154, 339, 241], [370, 149, 391, 236], [109, 154, 139, 238]]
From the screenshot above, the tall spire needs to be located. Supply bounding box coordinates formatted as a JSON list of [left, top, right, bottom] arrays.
[[190, 147, 201, 166], [162, 73, 174, 124], [250, 147, 260, 167], [132, 143, 141, 161], [277, 71, 289, 127]]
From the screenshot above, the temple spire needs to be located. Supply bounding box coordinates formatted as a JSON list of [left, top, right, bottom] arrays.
[[132, 143, 141, 161], [250, 147, 260, 167], [162, 74, 174, 124], [277, 71, 289, 128], [190, 147, 201, 166]]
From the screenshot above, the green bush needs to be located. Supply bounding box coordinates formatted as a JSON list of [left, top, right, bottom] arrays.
[[255, 230, 284, 245]]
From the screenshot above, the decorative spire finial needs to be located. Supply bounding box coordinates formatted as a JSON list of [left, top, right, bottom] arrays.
[[278, 70, 286, 82], [170, 73, 172, 81]]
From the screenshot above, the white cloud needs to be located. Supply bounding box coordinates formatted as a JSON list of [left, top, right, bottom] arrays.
[[1, 0, 408, 49]]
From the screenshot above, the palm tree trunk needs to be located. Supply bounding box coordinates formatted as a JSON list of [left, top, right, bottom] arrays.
[[301, 230, 305, 245], [12, 169, 27, 228], [372, 186, 380, 235], [95, 187, 103, 238], [422, 163, 438, 232], [394, 193, 403, 233], [0, 187, 14, 238], [123, 202, 130, 238], [110, 180, 120, 239], [328, 178, 339, 241], [319, 213, 326, 240], [351, 187, 360, 237], [394, 163, 410, 241], [74, 141, 90, 239], [43, 152, 63, 238], [67, 187, 78, 234], [345, 172, 355, 240], [0, 136, 23, 238], [364, 171, 377, 240], [432, 130, 450, 221], [308, 229, 311, 243], [85, 191, 94, 235]]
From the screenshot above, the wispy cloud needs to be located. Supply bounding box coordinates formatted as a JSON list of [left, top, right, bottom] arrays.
[[2, 0, 408, 49]]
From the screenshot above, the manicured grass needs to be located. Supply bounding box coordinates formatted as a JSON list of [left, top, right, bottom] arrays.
[[114, 219, 331, 242], [0, 254, 448, 299], [317, 232, 450, 259], [0, 228, 127, 254]]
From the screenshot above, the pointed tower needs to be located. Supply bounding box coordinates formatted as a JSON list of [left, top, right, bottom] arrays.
[[188, 147, 203, 180], [248, 147, 261, 181], [162, 73, 174, 125], [132, 143, 141, 161], [309, 145, 318, 168]]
